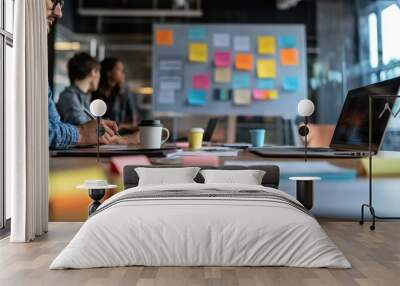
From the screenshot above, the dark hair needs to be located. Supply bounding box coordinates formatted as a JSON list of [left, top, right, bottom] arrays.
[[92, 57, 123, 100], [67, 52, 99, 84]]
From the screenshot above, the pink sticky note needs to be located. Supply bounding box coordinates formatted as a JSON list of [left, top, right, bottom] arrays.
[[182, 156, 220, 167], [111, 155, 151, 175], [252, 89, 269, 100], [192, 74, 209, 90], [214, 51, 231, 67]]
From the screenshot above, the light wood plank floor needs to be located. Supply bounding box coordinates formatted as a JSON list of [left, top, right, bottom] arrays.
[[0, 221, 399, 286]]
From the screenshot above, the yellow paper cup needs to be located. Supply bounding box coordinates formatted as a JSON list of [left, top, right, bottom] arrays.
[[188, 128, 204, 150]]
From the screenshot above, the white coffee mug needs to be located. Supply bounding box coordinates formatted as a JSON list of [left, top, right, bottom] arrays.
[[139, 120, 170, 149]]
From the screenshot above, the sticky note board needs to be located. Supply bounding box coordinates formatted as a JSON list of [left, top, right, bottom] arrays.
[[233, 36, 250, 52], [213, 33, 230, 47], [233, 89, 251, 105], [214, 68, 231, 83], [192, 74, 209, 90], [235, 53, 253, 71], [279, 35, 297, 48], [188, 26, 207, 41], [258, 36, 276, 55], [280, 48, 299, 65], [213, 89, 232, 101], [257, 60, 276, 78], [187, 90, 207, 106], [257, 79, 275, 90], [189, 43, 208, 63], [214, 51, 231, 67], [156, 29, 174, 46], [233, 73, 251, 89], [282, 76, 299, 92], [253, 89, 279, 101], [159, 76, 182, 90]]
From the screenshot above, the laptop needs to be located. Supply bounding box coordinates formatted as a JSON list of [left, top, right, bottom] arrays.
[[251, 77, 400, 158]]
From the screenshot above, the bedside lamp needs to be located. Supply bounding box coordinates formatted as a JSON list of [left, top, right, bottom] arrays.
[[90, 99, 107, 162], [297, 99, 315, 162]]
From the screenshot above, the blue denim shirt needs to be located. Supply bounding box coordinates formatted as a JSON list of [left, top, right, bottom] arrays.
[[57, 85, 92, 125], [48, 86, 80, 149]]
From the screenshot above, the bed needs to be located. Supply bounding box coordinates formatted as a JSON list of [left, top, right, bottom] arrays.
[[50, 165, 350, 269]]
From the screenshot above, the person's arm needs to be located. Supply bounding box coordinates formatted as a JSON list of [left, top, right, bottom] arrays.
[[57, 89, 91, 125], [48, 88, 80, 149], [48, 87, 118, 148]]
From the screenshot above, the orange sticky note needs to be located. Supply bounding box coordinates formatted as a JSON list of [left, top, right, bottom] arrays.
[[280, 48, 299, 65], [235, 53, 253, 71], [155, 29, 174, 46], [252, 90, 279, 101]]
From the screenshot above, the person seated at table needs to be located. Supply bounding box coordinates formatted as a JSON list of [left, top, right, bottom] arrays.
[[57, 52, 100, 125], [92, 57, 139, 134]]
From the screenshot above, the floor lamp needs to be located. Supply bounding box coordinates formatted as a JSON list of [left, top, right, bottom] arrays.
[[359, 94, 400, 230]]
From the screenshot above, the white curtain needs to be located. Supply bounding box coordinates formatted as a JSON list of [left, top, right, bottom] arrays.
[[8, 0, 49, 242]]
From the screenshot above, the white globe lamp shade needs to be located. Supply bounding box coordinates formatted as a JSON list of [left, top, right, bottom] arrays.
[[90, 99, 107, 117], [297, 99, 315, 117]]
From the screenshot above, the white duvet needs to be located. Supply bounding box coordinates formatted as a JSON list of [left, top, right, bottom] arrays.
[[50, 183, 351, 269]]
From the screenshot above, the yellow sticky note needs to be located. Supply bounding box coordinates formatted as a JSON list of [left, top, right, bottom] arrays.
[[268, 90, 279, 100], [258, 36, 276, 55], [280, 48, 299, 65], [235, 53, 253, 71], [233, 89, 251, 105], [257, 60, 276, 78], [189, 43, 208, 63], [155, 29, 174, 46], [214, 68, 231, 83]]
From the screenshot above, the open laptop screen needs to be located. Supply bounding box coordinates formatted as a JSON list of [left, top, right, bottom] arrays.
[[330, 77, 400, 152]]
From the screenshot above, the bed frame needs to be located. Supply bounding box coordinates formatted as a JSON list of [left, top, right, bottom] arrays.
[[123, 165, 280, 190]]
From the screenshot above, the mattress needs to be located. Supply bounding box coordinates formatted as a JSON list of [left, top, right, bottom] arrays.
[[50, 183, 351, 269]]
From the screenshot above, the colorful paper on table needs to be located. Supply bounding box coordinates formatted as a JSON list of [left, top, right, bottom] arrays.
[[233, 35, 250, 52], [282, 76, 300, 92], [256, 59, 276, 78], [233, 89, 251, 105], [214, 68, 231, 83], [188, 26, 207, 41], [279, 35, 297, 48], [213, 89, 232, 101], [159, 59, 183, 71], [192, 74, 209, 90], [252, 89, 279, 100], [235, 53, 253, 71], [214, 51, 231, 67], [158, 90, 175, 105], [232, 73, 251, 89], [258, 36, 276, 55], [155, 29, 174, 46], [257, 79, 275, 89], [213, 33, 230, 47], [187, 90, 207, 106], [188, 43, 208, 63], [280, 48, 299, 65], [159, 76, 182, 90]]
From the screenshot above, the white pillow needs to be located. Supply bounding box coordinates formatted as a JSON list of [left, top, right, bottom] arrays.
[[200, 169, 266, 185], [135, 167, 200, 186]]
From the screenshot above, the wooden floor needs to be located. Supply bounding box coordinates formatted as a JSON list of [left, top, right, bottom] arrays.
[[0, 221, 399, 286]]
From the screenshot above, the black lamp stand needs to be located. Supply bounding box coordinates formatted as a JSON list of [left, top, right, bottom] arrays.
[[298, 116, 309, 162], [359, 94, 400, 230]]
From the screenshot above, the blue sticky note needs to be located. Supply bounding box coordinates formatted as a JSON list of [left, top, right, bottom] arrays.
[[257, 79, 275, 90], [279, 35, 297, 48], [232, 73, 251, 89], [282, 76, 300, 92], [187, 89, 207, 106], [188, 26, 207, 41]]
